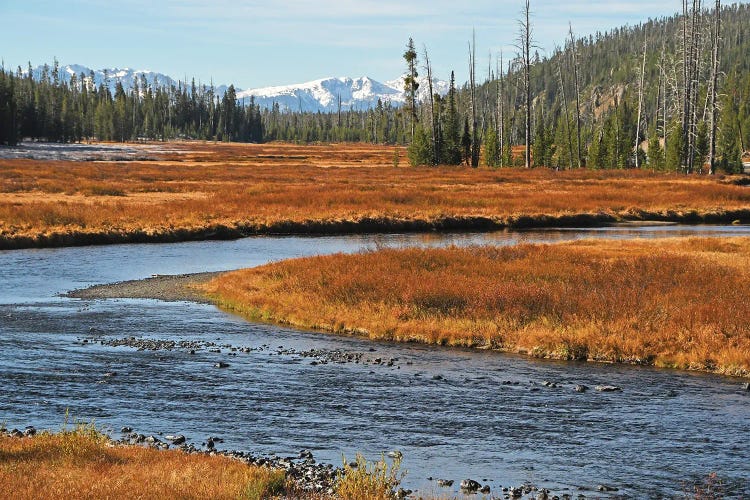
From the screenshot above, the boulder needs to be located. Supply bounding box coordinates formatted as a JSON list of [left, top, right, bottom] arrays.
[[460, 478, 481, 493]]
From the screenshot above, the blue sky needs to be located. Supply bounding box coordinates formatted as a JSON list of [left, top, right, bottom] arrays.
[[1, 1, 690, 89]]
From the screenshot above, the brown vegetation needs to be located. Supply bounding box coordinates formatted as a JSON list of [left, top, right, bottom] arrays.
[[0, 426, 285, 500], [2, 142, 750, 249], [201, 237, 750, 377]]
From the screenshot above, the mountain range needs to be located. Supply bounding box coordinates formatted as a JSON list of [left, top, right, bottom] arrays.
[[29, 64, 448, 113]]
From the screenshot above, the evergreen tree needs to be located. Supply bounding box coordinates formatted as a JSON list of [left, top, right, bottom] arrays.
[[647, 128, 665, 171], [0, 71, 18, 145], [665, 121, 684, 171], [403, 38, 419, 141], [461, 118, 472, 166], [407, 125, 433, 166], [484, 127, 499, 167], [441, 71, 462, 164]]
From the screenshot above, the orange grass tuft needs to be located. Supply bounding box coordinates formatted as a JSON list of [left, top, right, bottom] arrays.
[[2, 142, 750, 248], [0, 429, 286, 500], [201, 236, 750, 377]]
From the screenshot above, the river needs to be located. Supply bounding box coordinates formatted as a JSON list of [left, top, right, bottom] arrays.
[[1, 226, 749, 497]]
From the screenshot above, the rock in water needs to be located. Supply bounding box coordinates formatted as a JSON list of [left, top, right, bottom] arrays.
[[595, 385, 622, 392], [437, 479, 454, 487], [460, 478, 481, 493]]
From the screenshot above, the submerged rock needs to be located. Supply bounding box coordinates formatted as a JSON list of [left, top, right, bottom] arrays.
[[597, 484, 619, 492], [595, 385, 622, 392], [460, 478, 481, 492]]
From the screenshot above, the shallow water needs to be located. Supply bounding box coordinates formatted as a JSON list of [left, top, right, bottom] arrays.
[[1, 227, 749, 497]]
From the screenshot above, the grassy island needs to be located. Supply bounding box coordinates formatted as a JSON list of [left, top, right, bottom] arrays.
[[201, 236, 750, 377]]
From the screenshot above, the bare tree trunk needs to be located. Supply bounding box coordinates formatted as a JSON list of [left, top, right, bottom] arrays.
[[708, 2, 721, 174], [469, 30, 479, 167], [423, 47, 437, 165], [521, 0, 532, 168], [681, 0, 690, 172], [556, 52, 573, 170], [635, 28, 648, 168], [498, 52, 505, 167], [657, 37, 667, 158], [568, 23, 582, 168], [688, 0, 703, 173]]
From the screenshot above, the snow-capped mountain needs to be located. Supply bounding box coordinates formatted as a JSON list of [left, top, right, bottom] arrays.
[[27, 63, 449, 113], [239, 75, 450, 113], [27, 64, 232, 97], [236, 76, 401, 112]]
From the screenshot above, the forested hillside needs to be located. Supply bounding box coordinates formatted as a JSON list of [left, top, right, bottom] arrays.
[[1, 2, 749, 172]]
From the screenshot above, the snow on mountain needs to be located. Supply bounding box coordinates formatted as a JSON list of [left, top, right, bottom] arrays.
[[27, 63, 449, 113], [238, 75, 450, 113], [237, 76, 401, 113], [27, 64, 232, 96], [29, 64, 176, 91]]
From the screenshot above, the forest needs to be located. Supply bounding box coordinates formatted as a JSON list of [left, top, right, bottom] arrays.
[[1, 2, 749, 173]]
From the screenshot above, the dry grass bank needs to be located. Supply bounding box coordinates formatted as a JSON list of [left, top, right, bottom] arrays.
[[201, 237, 750, 377], [2, 142, 750, 249], [0, 427, 285, 500]]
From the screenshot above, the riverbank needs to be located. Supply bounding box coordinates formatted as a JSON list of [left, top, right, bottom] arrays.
[[3, 141, 750, 250], [197, 237, 750, 378]]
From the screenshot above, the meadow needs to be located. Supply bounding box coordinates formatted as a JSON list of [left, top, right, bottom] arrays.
[[201, 236, 750, 377], [2, 141, 750, 249]]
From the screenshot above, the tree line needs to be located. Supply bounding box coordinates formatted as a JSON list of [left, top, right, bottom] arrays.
[[0, 61, 263, 145]]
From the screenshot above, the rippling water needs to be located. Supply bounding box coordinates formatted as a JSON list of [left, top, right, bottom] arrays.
[[1, 227, 749, 497]]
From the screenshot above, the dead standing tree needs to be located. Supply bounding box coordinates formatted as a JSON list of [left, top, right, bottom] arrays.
[[423, 46, 438, 165], [568, 23, 583, 168], [468, 30, 480, 167], [635, 28, 648, 168], [708, 0, 721, 174], [517, 0, 533, 168]]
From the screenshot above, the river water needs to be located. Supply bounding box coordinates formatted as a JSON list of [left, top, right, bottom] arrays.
[[1, 226, 749, 498]]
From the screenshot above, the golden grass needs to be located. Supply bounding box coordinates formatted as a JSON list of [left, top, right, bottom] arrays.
[[2, 141, 750, 248], [0, 427, 286, 500], [201, 236, 750, 377], [335, 454, 404, 500]]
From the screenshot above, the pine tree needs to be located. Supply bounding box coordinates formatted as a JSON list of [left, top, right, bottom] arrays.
[[484, 127, 499, 167], [403, 38, 419, 141], [648, 128, 666, 171], [461, 118, 472, 166], [407, 125, 433, 166]]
